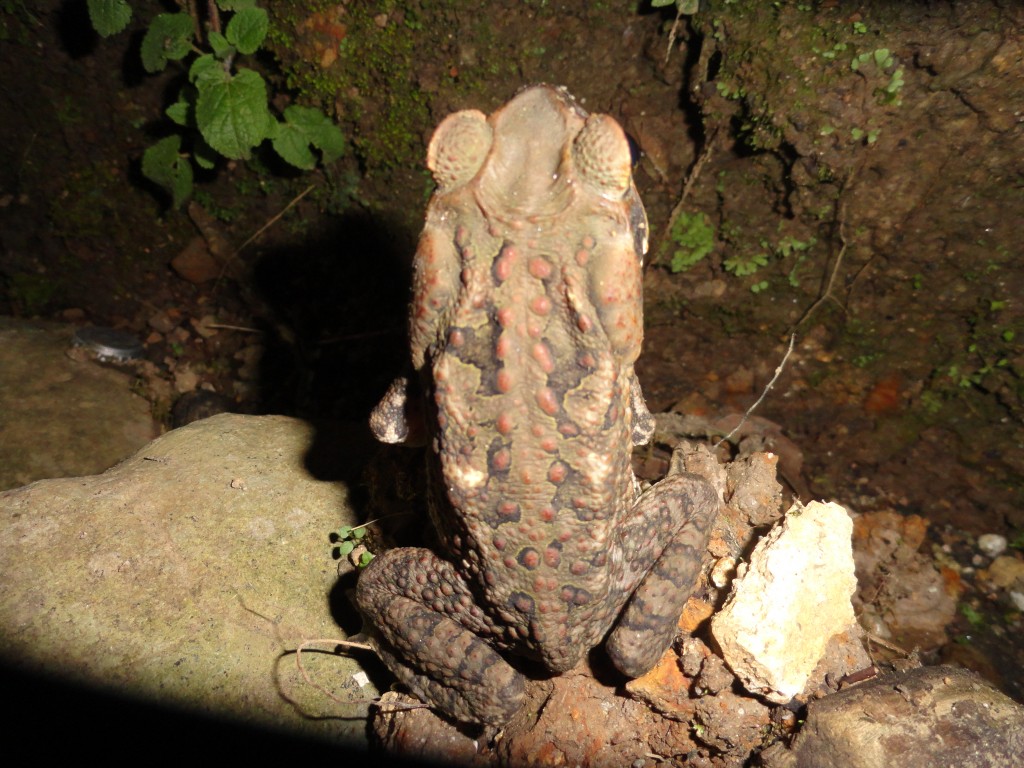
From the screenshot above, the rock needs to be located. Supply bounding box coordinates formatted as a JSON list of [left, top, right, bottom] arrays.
[[0, 414, 375, 752], [147, 308, 180, 334], [711, 501, 858, 703], [171, 389, 233, 427], [724, 450, 784, 526], [0, 318, 159, 490], [976, 533, 1008, 558], [171, 236, 221, 284], [983, 554, 1024, 590], [761, 665, 1024, 768]]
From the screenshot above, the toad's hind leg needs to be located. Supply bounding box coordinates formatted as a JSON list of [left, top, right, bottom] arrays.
[[605, 473, 718, 678], [355, 547, 526, 726]]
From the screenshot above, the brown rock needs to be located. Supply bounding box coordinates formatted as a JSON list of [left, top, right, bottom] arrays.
[[171, 236, 221, 284], [762, 666, 1024, 768]]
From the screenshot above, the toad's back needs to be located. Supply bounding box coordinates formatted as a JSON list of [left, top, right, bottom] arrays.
[[408, 85, 650, 668]]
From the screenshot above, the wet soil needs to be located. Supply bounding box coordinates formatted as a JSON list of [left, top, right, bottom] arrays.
[[1, 0, 1022, 762]]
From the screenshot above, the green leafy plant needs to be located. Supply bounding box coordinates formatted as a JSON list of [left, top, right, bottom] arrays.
[[719, 233, 818, 293], [777, 234, 817, 286], [851, 126, 881, 145], [960, 602, 986, 629], [652, 0, 700, 13], [85, 1, 345, 206], [851, 47, 905, 106], [330, 524, 373, 567], [723, 251, 769, 278], [668, 211, 716, 273]]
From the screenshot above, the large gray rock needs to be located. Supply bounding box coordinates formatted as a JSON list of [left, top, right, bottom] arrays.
[[0, 414, 375, 752]]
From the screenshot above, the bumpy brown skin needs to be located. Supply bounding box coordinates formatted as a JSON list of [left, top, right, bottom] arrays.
[[358, 85, 718, 726]]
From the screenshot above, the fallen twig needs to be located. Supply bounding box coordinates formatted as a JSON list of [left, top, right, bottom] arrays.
[[295, 637, 375, 706], [793, 165, 859, 330], [713, 333, 796, 450], [234, 183, 316, 257]]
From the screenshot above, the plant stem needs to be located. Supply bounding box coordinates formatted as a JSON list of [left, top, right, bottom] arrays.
[[207, 0, 221, 36]]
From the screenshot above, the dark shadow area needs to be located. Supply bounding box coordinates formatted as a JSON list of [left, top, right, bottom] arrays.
[[251, 211, 413, 421], [678, 17, 710, 150], [0, 662, 442, 765], [56, 0, 97, 58]]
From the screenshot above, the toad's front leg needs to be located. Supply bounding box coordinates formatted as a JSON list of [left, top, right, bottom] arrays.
[[356, 547, 526, 726], [605, 472, 719, 677]]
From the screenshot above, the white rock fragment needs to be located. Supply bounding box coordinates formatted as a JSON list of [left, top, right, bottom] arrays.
[[711, 500, 857, 703], [977, 533, 1008, 559]]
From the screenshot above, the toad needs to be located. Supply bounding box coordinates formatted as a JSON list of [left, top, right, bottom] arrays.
[[358, 84, 718, 726]]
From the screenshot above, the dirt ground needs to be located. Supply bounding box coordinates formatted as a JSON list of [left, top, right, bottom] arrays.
[[1, 0, 1022, 763]]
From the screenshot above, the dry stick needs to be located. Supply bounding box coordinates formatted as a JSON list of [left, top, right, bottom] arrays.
[[209, 184, 317, 295], [864, 632, 912, 656], [207, 0, 221, 35], [664, 6, 686, 64], [295, 638, 376, 707], [713, 332, 796, 450], [793, 165, 859, 331], [234, 184, 316, 257], [295, 639, 430, 715], [715, 168, 860, 449], [204, 323, 263, 333]]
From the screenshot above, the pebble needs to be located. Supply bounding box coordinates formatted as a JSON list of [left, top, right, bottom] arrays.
[[977, 533, 1008, 558]]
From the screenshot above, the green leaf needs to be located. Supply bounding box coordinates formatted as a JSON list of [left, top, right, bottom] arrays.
[[140, 13, 195, 73], [336, 540, 354, 556], [651, 0, 676, 7], [195, 68, 273, 159], [87, 0, 132, 37], [142, 135, 179, 181], [225, 7, 268, 55], [207, 30, 234, 60], [166, 98, 190, 127], [271, 126, 315, 169], [193, 138, 219, 170], [142, 135, 193, 207], [272, 105, 345, 169], [189, 53, 223, 86], [668, 211, 715, 272], [217, 0, 258, 10]]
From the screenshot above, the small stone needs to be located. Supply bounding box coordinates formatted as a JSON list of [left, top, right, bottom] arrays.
[[191, 314, 219, 339], [977, 533, 1008, 558], [171, 236, 220, 284], [148, 310, 178, 334], [985, 555, 1024, 590], [173, 363, 200, 394], [711, 556, 737, 588]]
